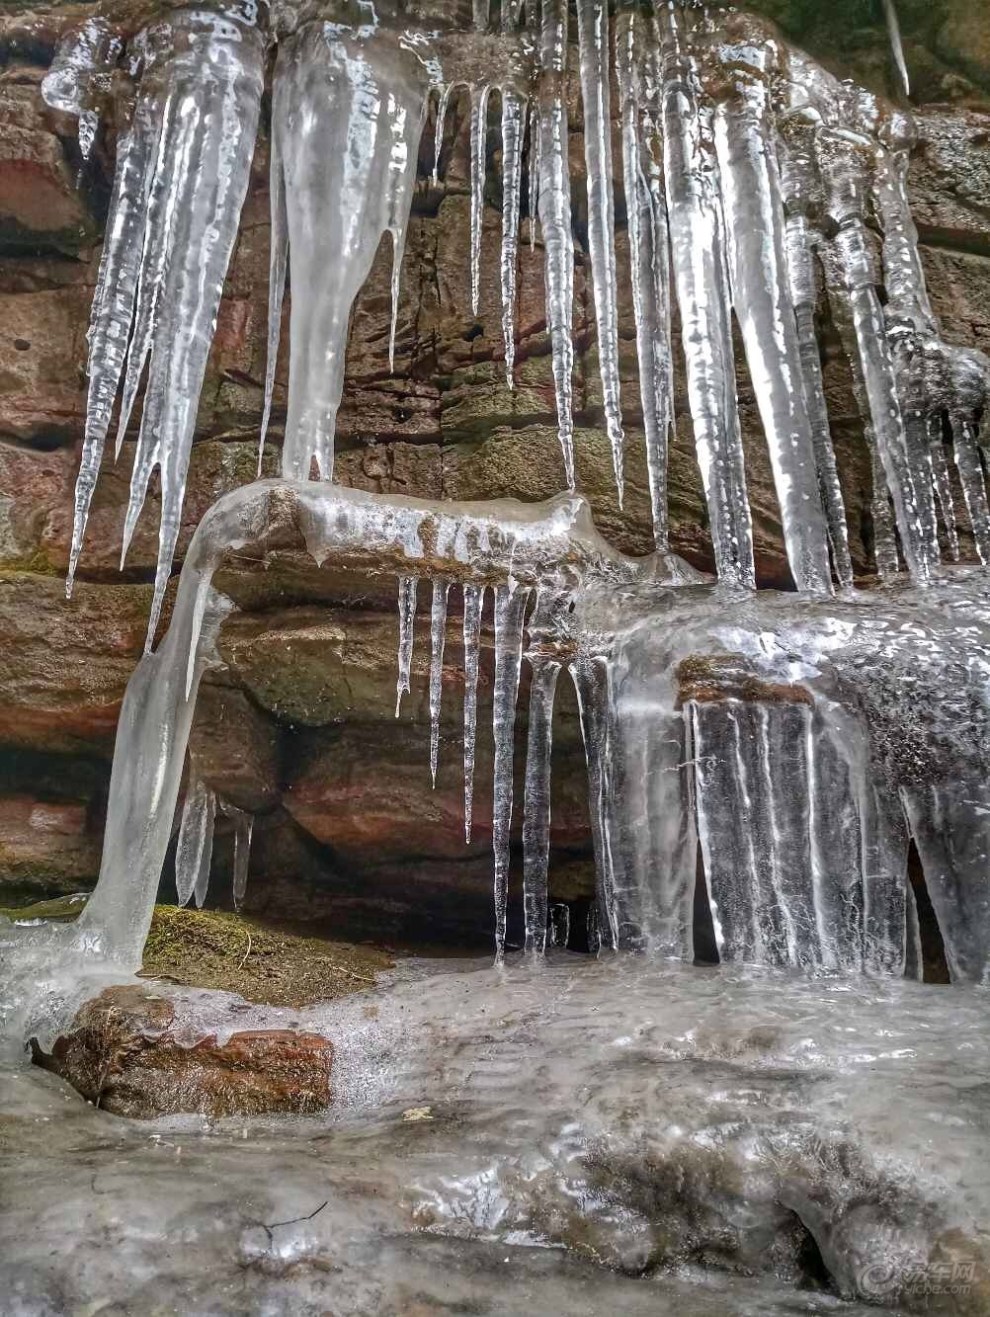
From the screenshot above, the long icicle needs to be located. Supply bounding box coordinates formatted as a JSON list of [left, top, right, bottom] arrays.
[[522, 656, 560, 954], [462, 583, 484, 842], [492, 584, 529, 962], [657, 3, 754, 587], [65, 90, 162, 595], [260, 99, 288, 473], [429, 580, 450, 787], [470, 84, 492, 317], [228, 804, 254, 913], [395, 576, 418, 716], [576, 0, 624, 501], [500, 88, 525, 387], [712, 45, 832, 594], [175, 770, 215, 910], [616, 7, 673, 547], [952, 416, 990, 563], [537, 0, 576, 489]]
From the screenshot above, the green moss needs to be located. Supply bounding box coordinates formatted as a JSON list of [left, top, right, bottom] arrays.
[[141, 905, 392, 1007]]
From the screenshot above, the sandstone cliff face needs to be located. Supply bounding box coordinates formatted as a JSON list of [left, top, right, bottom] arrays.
[[0, 3, 988, 945]]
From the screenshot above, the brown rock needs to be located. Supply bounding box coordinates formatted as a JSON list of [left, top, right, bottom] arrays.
[[0, 572, 149, 752], [0, 285, 91, 441], [0, 77, 93, 251], [0, 794, 100, 892], [33, 984, 334, 1118]]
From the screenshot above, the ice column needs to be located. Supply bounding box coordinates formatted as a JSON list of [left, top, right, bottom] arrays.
[[616, 6, 674, 548], [537, 0, 576, 488], [522, 655, 560, 954], [658, 5, 754, 588], [816, 119, 938, 580], [777, 107, 853, 588], [710, 37, 832, 594], [272, 22, 429, 481], [576, 0, 625, 499], [492, 585, 530, 962]]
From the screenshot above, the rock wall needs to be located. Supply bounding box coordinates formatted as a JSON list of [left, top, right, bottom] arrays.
[[0, 3, 988, 945]]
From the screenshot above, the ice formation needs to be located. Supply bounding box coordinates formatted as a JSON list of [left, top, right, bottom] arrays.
[[12, 0, 990, 1008]]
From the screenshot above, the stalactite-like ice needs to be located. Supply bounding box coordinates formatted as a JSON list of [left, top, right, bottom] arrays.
[[576, 0, 624, 500], [616, 6, 674, 548], [429, 580, 450, 786], [658, 5, 754, 588], [492, 586, 530, 962], [536, 0, 576, 489], [395, 576, 419, 717], [274, 21, 429, 481], [226, 803, 254, 914], [522, 654, 560, 954], [470, 84, 492, 317], [499, 88, 525, 387], [175, 770, 216, 911], [45, 7, 265, 646], [461, 583, 484, 842]]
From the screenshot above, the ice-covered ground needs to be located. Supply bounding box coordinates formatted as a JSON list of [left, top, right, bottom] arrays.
[[2, 954, 988, 1314]]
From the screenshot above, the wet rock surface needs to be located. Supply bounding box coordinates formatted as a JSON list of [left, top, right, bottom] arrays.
[[32, 983, 335, 1118]]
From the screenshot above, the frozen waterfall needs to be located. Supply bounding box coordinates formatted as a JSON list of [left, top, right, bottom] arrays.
[[12, 0, 990, 1006]]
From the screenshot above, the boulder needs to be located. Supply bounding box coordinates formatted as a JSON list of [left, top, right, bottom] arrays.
[[32, 983, 334, 1119]]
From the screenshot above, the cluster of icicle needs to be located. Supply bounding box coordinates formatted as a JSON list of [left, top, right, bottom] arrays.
[[45, 0, 990, 651]]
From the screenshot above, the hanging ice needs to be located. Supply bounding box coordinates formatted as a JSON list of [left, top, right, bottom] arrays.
[[657, 4, 754, 588], [175, 770, 216, 911], [536, 0, 576, 489], [470, 84, 492, 317], [272, 21, 429, 481], [462, 583, 484, 842], [395, 576, 419, 717], [492, 585, 530, 962], [499, 88, 525, 387], [429, 580, 450, 786], [522, 655, 560, 954], [576, 0, 624, 499], [44, 6, 265, 647], [615, 6, 674, 547]]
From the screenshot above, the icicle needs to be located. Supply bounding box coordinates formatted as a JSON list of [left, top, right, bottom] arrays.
[[927, 419, 960, 560], [576, 0, 624, 500], [778, 109, 854, 587], [522, 656, 560, 954], [527, 100, 541, 253], [260, 115, 288, 472], [616, 8, 673, 547], [549, 902, 570, 948], [175, 772, 216, 910], [395, 576, 418, 717], [473, 0, 490, 32], [500, 88, 525, 387], [462, 583, 484, 843], [226, 804, 254, 914], [952, 417, 990, 564], [96, 12, 266, 648], [41, 17, 121, 167], [571, 656, 620, 952], [470, 85, 492, 318], [64, 90, 162, 596], [429, 580, 450, 787], [433, 83, 455, 184], [657, 5, 754, 587], [817, 126, 938, 581], [492, 585, 529, 962], [277, 29, 428, 481], [712, 48, 832, 594], [537, 0, 576, 489], [881, 0, 911, 99]]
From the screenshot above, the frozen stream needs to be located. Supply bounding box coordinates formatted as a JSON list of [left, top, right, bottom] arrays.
[[2, 955, 988, 1314]]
